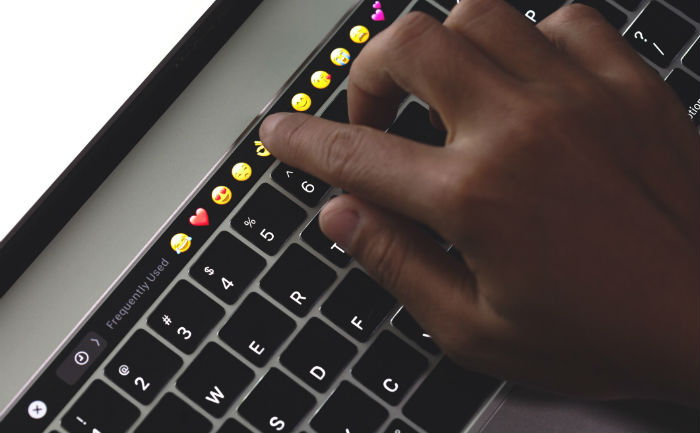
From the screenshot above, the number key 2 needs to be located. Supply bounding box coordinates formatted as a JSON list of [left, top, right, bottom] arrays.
[[272, 163, 330, 207], [104, 330, 182, 404], [232, 184, 307, 255]]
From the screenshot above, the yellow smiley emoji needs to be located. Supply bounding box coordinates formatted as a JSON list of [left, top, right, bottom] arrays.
[[231, 162, 252, 181], [330, 48, 351, 66], [310, 71, 331, 89], [170, 233, 192, 255], [291, 93, 311, 112], [212, 186, 232, 205], [349, 25, 369, 44], [254, 140, 270, 157]]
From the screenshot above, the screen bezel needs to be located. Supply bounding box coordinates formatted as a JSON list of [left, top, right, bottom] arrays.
[[0, 0, 264, 297]]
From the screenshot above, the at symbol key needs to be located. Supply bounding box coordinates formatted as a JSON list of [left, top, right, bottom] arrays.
[[104, 330, 182, 404]]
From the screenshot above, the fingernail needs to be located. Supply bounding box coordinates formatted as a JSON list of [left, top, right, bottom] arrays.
[[319, 198, 359, 251]]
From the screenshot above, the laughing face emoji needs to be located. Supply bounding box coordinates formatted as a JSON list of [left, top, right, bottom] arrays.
[[170, 233, 192, 255]]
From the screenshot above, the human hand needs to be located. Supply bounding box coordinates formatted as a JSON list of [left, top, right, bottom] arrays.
[[260, 0, 700, 406]]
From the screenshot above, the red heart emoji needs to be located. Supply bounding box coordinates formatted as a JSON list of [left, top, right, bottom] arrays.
[[189, 208, 209, 226]]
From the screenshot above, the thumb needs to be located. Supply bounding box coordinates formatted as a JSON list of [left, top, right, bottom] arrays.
[[319, 194, 480, 346]]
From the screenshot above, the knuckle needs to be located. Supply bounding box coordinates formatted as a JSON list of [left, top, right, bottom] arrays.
[[454, 0, 497, 20], [384, 12, 439, 55], [545, 3, 604, 28], [319, 126, 372, 185], [432, 163, 469, 209]]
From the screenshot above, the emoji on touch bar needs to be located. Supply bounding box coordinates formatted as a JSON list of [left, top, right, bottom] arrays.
[[330, 48, 351, 66], [254, 140, 271, 157], [291, 93, 312, 112], [232, 162, 252, 181], [170, 233, 192, 254], [349, 25, 370, 44], [310, 71, 331, 89], [371, 8, 385, 21], [189, 208, 209, 226], [212, 186, 232, 205]]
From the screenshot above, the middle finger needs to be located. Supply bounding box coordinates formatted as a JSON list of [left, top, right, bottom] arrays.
[[348, 11, 515, 131]]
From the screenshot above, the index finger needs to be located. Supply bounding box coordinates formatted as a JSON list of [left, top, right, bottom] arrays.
[[260, 112, 452, 230]]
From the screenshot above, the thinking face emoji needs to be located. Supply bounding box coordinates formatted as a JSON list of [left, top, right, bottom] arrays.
[[330, 48, 351, 66], [291, 93, 311, 112], [231, 162, 252, 181], [212, 186, 232, 205], [170, 233, 192, 254], [310, 71, 331, 89], [349, 25, 369, 44]]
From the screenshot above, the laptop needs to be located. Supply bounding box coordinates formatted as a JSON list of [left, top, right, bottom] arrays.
[[1, 0, 699, 432]]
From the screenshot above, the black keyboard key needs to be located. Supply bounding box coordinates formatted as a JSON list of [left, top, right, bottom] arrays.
[[232, 184, 307, 255], [272, 163, 331, 207], [321, 90, 349, 123], [388, 102, 446, 147], [403, 358, 500, 433], [384, 418, 418, 433], [105, 330, 182, 404], [665, 0, 700, 22], [61, 380, 139, 433], [177, 342, 255, 417], [615, 0, 642, 11], [614, 0, 642, 11], [433, 0, 458, 11], [280, 318, 357, 392], [683, 39, 700, 75], [322, 269, 395, 342], [190, 232, 266, 304], [352, 331, 428, 405], [135, 393, 212, 433], [504, 0, 566, 23], [217, 418, 253, 433], [310, 381, 388, 433], [238, 368, 315, 433], [391, 307, 440, 354], [665, 69, 700, 126], [625, 2, 695, 68], [147, 280, 224, 354], [385, 419, 419, 433], [301, 212, 352, 267], [411, 1, 447, 21], [219, 293, 296, 366], [573, 0, 627, 29], [260, 244, 336, 316]]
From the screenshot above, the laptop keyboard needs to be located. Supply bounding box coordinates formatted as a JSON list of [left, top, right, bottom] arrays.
[[2, 0, 698, 432]]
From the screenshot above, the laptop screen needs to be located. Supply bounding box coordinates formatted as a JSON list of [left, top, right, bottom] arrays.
[[0, 0, 216, 243]]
